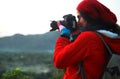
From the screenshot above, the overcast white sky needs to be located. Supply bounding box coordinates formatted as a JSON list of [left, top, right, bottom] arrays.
[[0, 0, 120, 37]]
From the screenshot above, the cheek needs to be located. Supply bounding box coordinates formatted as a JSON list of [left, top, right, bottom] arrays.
[[79, 18, 88, 27], [80, 18, 85, 23]]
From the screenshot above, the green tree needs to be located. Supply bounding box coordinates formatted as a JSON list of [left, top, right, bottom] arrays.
[[1, 67, 34, 79], [49, 69, 64, 79]]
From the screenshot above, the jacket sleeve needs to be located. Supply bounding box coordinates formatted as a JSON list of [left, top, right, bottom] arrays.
[[53, 32, 92, 69]]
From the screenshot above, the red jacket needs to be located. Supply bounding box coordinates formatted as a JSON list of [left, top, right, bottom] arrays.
[[53, 31, 120, 79]]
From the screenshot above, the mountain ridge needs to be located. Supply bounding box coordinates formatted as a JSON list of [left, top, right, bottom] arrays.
[[0, 31, 59, 53]]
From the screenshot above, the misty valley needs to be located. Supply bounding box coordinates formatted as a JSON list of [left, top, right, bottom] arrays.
[[0, 32, 63, 79], [0, 52, 63, 79]]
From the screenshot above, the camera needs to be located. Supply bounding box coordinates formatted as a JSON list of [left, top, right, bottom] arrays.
[[50, 14, 77, 32]]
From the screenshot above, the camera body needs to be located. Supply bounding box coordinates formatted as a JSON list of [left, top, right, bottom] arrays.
[[50, 14, 77, 32]]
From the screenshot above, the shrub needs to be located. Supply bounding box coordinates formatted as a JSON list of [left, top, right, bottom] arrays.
[[49, 69, 65, 79], [1, 67, 34, 79]]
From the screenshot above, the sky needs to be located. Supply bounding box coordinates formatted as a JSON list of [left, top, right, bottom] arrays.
[[0, 0, 120, 37]]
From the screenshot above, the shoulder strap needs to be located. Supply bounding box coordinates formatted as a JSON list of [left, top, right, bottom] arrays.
[[80, 62, 86, 79], [95, 32, 112, 56], [80, 31, 113, 79]]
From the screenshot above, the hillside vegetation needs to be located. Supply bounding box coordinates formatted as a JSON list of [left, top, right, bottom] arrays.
[[0, 31, 59, 52], [0, 52, 64, 79]]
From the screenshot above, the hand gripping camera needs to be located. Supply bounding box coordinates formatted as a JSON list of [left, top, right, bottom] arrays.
[[50, 14, 77, 32]]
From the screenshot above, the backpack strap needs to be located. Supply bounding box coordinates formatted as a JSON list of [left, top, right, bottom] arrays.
[[95, 32, 120, 78], [95, 32, 112, 56], [80, 62, 86, 79], [79, 31, 113, 79]]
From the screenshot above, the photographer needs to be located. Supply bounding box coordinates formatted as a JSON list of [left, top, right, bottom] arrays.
[[53, 0, 120, 79]]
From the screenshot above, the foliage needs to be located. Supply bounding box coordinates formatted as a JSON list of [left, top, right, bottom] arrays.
[[49, 69, 65, 79], [1, 67, 34, 79], [0, 52, 65, 79]]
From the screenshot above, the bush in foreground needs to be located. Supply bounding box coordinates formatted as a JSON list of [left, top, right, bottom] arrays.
[[1, 67, 34, 79]]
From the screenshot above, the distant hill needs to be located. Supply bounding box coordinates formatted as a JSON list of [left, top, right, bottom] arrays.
[[0, 31, 59, 53]]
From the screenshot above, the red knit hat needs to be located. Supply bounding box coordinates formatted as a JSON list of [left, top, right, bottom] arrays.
[[76, 0, 117, 24]]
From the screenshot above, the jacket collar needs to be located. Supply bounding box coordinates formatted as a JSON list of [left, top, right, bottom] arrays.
[[97, 30, 119, 38]]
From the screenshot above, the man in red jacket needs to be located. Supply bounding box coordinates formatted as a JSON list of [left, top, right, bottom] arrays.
[[53, 0, 120, 79]]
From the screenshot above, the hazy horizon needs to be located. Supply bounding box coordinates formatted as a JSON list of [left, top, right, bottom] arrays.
[[0, 0, 120, 37]]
